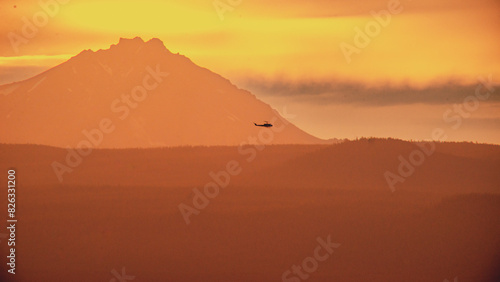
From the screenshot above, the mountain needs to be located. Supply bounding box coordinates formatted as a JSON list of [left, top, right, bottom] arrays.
[[0, 37, 325, 148]]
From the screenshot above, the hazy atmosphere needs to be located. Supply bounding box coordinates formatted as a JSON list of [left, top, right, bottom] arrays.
[[1, 0, 499, 142], [0, 1, 499, 281]]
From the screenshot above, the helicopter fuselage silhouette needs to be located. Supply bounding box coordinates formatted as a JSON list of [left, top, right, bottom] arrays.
[[254, 121, 273, 127]]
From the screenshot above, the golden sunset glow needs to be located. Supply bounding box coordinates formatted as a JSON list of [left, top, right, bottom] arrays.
[[2, 0, 499, 84], [1, 2, 500, 280], [1, 0, 499, 142]]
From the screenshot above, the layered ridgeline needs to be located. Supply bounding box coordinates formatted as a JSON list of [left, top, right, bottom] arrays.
[[0, 37, 324, 148]]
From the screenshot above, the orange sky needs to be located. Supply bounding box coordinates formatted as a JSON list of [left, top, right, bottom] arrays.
[[1, 0, 499, 143]]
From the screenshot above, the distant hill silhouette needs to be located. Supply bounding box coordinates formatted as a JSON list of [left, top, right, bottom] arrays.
[[0, 139, 499, 281], [248, 138, 500, 193], [0, 37, 324, 147], [1, 138, 498, 194]]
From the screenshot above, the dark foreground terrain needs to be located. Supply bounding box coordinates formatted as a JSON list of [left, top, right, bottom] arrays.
[[0, 139, 499, 281]]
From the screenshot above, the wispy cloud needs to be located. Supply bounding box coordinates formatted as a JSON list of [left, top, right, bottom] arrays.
[[240, 78, 499, 106]]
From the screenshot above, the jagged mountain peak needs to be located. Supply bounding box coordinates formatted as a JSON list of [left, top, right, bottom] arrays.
[[0, 37, 326, 148]]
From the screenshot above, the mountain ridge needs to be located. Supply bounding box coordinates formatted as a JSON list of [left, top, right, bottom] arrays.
[[0, 37, 327, 148]]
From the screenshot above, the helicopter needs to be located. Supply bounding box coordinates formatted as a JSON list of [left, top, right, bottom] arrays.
[[254, 121, 273, 127]]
